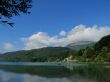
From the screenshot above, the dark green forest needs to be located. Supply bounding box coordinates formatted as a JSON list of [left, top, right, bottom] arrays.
[[0, 47, 70, 62]]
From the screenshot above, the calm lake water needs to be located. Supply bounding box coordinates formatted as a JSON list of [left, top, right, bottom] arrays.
[[0, 62, 110, 82]]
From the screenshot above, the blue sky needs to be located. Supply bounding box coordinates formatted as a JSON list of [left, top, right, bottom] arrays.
[[0, 0, 110, 52]]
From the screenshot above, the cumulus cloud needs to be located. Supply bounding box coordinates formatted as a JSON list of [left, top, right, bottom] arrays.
[[22, 24, 110, 50], [3, 43, 16, 51], [59, 30, 66, 36]]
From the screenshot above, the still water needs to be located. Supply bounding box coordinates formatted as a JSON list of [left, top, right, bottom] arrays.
[[0, 62, 110, 82]]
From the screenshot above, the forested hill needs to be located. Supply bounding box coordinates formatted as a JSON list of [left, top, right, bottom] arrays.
[[0, 35, 110, 62], [94, 35, 110, 51], [0, 47, 71, 62], [75, 35, 110, 62]]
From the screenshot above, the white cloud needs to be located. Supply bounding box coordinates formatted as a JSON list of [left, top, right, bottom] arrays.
[[22, 24, 110, 50], [59, 30, 66, 36], [3, 43, 16, 51]]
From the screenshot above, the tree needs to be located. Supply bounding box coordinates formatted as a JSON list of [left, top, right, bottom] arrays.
[[94, 35, 110, 51], [107, 52, 110, 62], [0, 0, 32, 26]]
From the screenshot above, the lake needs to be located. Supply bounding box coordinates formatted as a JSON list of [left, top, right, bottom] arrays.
[[0, 62, 110, 82]]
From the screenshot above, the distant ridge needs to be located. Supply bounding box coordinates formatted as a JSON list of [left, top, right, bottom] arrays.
[[66, 41, 95, 50]]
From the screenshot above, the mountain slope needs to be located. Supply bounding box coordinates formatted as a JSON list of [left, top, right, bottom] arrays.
[[0, 35, 110, 62], [77, 35, 110, 62], [66, 41, 95, 50], [0, 47, 70, 62], [94, 35, 110, 51]]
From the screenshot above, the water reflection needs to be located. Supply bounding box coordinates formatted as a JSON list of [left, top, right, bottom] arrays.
[[0, 70, 95, 82], [0, 63, 109, 82]]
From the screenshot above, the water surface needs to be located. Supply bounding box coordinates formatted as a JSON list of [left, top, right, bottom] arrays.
[[0, 62, 110, 82]]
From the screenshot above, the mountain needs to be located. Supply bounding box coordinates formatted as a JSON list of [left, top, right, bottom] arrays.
[[0, 47, 70, 62], [0, 41, 96, 62], [77, 35, 110, 62], [94, 35, 110, 51], [0, 35, 110, 62], [66, 41, 95, 50]]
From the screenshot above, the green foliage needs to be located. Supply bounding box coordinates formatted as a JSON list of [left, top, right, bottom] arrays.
[[94, 35, 110, 51], [0, 0, 32, 26], [94, 55, 105, 63], [77, 35, 110, 62], [0, 47, 70, 62]]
